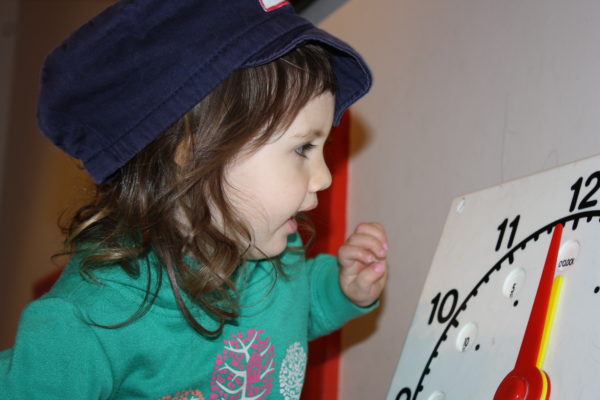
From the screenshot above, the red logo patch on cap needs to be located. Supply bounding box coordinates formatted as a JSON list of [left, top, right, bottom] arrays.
[[259, 0, 290, 12]]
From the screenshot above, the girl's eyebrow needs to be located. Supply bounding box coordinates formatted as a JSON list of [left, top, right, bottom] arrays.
[[292, 129, 326, 140]]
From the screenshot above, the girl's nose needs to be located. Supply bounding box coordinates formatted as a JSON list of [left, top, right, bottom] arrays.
[[310, 156, 332, 193]]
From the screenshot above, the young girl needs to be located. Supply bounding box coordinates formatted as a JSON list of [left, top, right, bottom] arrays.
[[0, 0, 388, 398]]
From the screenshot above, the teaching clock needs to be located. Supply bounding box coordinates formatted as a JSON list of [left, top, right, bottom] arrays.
[[387, 154, 600, 399]]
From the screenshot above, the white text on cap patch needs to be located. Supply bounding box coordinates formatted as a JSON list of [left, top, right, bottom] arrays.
[[259, 0, 290, 12]]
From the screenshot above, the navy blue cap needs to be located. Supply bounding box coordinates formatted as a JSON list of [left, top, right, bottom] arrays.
[[38, 0, 372, 184]]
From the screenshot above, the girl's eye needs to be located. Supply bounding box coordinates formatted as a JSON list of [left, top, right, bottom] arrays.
[[295, 143, 316, 157]]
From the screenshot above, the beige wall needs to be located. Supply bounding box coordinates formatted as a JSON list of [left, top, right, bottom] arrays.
[[3, 0, 600, 399], [318, 0, 600, 398]]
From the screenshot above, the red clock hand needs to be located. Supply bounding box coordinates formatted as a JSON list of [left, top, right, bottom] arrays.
[[494, 223, 563, 400]]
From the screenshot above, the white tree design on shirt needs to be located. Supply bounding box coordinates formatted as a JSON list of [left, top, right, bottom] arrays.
[[279, 342, 307, 400], [210, 329, 275, 400]]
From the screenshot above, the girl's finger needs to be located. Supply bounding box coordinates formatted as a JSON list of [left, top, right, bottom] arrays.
[[354, 222, 388, 244], [338, 245, 375, 270], [345, 233, 388, 259]]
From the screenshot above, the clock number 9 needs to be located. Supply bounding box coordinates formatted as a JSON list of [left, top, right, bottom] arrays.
[[428, 289, 459, 325], [569, 171, 600, 212], [395, 387, 411, 400]]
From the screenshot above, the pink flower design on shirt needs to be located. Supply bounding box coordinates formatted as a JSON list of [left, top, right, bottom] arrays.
[[210, 329, 275, 400]]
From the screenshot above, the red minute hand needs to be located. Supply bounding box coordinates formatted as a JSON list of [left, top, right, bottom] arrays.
[[494, 223, 563, 400]]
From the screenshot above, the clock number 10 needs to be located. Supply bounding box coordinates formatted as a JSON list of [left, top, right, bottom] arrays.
[[569, 171, 600, 212], [428, 289, 459, 325]]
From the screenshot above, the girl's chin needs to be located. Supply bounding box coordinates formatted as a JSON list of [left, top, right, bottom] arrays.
[[242, 220, 300, 260], [243, 238, 289, 260]]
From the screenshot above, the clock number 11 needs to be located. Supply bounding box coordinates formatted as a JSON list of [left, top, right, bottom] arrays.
[[495, 215, 520, 251]]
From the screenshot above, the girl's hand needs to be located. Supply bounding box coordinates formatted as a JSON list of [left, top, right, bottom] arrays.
[[338, 222, 388, 307]]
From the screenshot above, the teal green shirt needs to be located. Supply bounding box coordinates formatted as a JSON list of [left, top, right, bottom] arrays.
[[0, 234, 376, 399]]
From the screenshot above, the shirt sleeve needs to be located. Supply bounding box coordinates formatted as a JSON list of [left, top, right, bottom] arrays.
[[306, 253, 379, 340], [0, 297, 114, 399]]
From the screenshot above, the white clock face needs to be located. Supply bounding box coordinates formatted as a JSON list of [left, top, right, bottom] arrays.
[[387, 154, 600, 400]]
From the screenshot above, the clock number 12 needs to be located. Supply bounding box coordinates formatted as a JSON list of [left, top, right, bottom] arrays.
[[569, 171, 600, 212]]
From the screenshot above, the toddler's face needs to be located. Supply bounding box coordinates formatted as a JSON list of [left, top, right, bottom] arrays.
[[224, 92, 335, 259]]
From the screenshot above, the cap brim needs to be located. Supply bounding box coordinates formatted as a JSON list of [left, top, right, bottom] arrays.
[[241, 16, 372, 125]]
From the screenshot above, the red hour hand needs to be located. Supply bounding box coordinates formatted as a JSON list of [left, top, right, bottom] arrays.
[[494, 223, 563, 400]]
